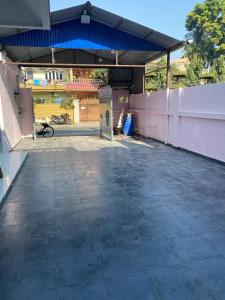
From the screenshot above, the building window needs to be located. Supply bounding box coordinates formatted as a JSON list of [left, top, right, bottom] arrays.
[[46, 70, 63, 81], [25, 69, 33, 80]]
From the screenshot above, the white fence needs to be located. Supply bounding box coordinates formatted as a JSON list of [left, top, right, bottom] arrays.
[[129, 83, 225, 162]]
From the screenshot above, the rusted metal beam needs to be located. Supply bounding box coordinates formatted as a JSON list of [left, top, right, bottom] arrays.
[[6, 61, 146, 68], [116, 51, 119, 65], [166, 51, 171, 89], [145, 65, 167, 75]]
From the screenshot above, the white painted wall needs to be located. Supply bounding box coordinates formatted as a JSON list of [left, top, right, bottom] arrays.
[[0, 59, 33, 151], [129, 91, 167, 141], [129, 83, 225, 163], [20, 88, 34, 137], [0, 62, 22, 151]]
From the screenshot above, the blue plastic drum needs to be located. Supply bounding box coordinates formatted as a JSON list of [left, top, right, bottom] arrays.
[[123, 113, 134, 136]]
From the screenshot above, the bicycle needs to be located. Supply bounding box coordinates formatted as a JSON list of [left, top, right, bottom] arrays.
[[36, 123, 54, 137]]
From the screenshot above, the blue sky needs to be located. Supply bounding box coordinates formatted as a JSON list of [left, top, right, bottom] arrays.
[[50, 0, 204, 59]]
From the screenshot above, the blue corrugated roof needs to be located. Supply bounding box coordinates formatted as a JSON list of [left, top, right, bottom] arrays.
[[0, 19, 165, 51]]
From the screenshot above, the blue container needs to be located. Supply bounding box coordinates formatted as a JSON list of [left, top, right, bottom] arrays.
[[123, 113, 134, 136]]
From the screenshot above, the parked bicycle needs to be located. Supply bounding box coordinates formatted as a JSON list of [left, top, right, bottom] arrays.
[[36, 123, 54, 137]]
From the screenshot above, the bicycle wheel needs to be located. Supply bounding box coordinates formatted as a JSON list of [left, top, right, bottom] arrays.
[[43, 126, 54, 137]]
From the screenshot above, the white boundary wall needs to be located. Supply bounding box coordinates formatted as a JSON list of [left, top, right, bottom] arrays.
[[129, 83, 225, 163], [0, 57, 33, 152]]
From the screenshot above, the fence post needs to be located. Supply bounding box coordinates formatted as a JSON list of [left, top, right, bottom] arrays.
[[165, 88, 170, 144], [172, 89, 181, 147], [165, 51, 171, 144]]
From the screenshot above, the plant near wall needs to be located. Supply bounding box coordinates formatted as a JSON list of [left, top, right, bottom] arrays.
[[170, 64, 186, 89], [185, 55, 205, 86], [145, 57, 167, 91], [60, 97, 74, 115]]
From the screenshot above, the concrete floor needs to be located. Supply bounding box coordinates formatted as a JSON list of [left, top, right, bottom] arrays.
[[1, 136, 225, 299]]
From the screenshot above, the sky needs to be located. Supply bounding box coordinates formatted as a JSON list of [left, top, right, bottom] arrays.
[[50, 0, 204, 59]]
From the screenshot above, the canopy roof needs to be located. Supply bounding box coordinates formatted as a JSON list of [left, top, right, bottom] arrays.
[[0, 1, 183, 65], [0, 0, 50, 31]]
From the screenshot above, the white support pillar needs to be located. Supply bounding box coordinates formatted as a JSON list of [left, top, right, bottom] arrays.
[[73, 98, 80, 124]]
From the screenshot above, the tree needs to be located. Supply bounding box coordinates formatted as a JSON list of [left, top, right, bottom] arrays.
[[145, 0, 225, 91], [145, 57, 167, 91], [185, 0, 225, 65], [90, 69, 108, 83], [185, 55, 204, 86], [60, 97, 74, 115], [214, 55, 225, 82]]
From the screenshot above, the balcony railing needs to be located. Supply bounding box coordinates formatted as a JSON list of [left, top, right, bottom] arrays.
[[21, 78, 105, 86], [72, 78, 104, 84]]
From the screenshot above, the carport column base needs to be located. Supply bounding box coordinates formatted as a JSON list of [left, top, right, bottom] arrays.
[[0, 167, 3, 178], [73, 98, 80, 124]]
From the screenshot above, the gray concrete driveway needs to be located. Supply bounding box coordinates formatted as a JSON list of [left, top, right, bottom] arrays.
[[53, 123, 100, 137], [1, 136, 225, 299]]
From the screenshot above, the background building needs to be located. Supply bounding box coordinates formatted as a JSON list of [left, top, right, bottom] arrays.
[[20, 67, 105, 123]]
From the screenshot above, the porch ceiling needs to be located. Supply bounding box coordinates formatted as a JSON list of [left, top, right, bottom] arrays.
[[0, 0, 50, 31], [0, 1, 183, 65]]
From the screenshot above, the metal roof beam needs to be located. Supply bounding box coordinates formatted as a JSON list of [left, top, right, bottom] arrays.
[[142, 30, 155, 40], [115, 18, 125, 29], [6, 61, 146, 68]]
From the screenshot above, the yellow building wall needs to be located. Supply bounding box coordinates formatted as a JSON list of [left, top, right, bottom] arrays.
[[34, 104, 74, 123]]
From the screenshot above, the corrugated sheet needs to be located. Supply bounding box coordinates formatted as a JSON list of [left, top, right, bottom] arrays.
[[49, 2, 181, 50], [111, 68, 132, 82], [0, 19, 165, 51], [1, 2, 183, 64]]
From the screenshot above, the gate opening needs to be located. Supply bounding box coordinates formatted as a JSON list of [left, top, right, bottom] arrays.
[[20, 67, 108, 137]]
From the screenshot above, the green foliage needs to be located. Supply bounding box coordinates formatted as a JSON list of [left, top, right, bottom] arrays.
[[185, 0, 225, 63], [145, 57, 167, 91], [186, 55, 205, 86], [214, 55, 225, 81], [91, 69, 108, 83], [60, 98, 74, 112], [145, 0, 225, 90], [34, 98, 43, 104], [170, 64, 186, 88], [184, 0, 225, 84]]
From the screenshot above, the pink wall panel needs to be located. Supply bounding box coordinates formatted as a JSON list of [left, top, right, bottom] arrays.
[[0, 63, 33, 151], [129, 83, 225, 162], [112, 90, 130, 127], [129, 92, 167, 140], [20, 88, 33, 136], [0, 63, 22, 151]]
